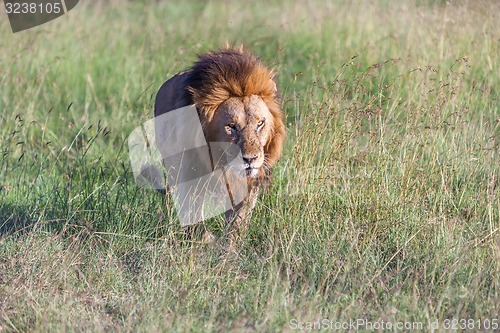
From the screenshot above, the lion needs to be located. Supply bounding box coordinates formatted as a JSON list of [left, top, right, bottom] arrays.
[[154, 46, 285, 245]]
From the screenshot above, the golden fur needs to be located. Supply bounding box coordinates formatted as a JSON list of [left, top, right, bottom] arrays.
[[187, 47, 286, 175], [154, 46, 285, 242]]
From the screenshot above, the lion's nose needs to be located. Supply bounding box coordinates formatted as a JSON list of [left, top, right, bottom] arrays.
[[242, 154, 258, 165]]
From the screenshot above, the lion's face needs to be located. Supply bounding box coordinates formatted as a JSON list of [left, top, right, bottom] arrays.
[[208, 95, 274, 178]]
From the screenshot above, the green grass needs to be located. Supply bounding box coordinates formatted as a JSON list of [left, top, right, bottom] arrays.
[[0, 0, 498, 331]]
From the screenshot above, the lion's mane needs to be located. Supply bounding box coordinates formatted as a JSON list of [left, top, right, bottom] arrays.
[[187, 47, 286, 169]]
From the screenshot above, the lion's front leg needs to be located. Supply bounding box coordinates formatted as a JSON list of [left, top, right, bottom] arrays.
[[224, 185, 260, 247], [182, 223, 215, 243]]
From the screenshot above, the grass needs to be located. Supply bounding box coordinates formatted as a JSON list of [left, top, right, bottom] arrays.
[[0, 0, 498, 331]]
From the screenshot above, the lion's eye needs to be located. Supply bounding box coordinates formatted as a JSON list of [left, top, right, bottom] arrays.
[[226, 123, 237, 131], [257, 119, 265, 129]]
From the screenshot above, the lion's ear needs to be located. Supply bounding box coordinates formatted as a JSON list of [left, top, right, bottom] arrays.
[[268, 70, 277, 96], [270, 78, 277, 97]]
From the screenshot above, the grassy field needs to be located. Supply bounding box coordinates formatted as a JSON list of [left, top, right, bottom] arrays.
[[0, 0, 498, 331]]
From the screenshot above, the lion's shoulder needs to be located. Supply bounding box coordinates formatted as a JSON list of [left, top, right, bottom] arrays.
[[154, 70, 193, 118]]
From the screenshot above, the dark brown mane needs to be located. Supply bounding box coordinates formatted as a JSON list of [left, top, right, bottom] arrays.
[[187, 48, 276, 118]]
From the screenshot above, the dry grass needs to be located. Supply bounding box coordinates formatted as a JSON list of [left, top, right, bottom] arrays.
[[0, 0, 498, 331]]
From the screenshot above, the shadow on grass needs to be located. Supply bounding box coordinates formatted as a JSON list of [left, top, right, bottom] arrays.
[[0, 203, 36, 236]]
